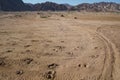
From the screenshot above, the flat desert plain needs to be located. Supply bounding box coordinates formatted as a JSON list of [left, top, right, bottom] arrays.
[[0, 12, 120, 80]]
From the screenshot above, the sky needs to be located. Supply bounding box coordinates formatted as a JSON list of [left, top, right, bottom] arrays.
[[23, 0, 120, 5]]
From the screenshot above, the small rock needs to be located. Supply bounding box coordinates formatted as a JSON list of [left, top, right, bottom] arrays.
[[55, 46, 65, 51], [78, 64, 81, 67], [90, 55, 99, 58], [0, 60, 5, 66], [74, 17, 77, 19], [53, 49, 58, 52], [44, 70, 56, 79], [31, 40, 39, 42], [66, 52, 73, 56], [23, 58, 33, 64], [48, 63, 59, 69], [6, 50, 12, 53], [83, 64, 89, 68], [94, 47, 98, 49], [24, 45, 31, 48], [84, 64, 87, 67], [16, 70, 24, 75]]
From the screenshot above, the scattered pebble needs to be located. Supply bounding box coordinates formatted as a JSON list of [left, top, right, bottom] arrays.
[[94, 47, 98, 49], [44, 70, 56, 79], [0, 59, 5, 66], [48, 63, 59, 69], [66, 52, 73, 56], [55, 46, 65, 51], [74, 17, 77, 19], [83, 64, 89, 68], [16, 70, 24, 75], [78, 63, 89, 68], [53, 48, 58, 52], [90, 55, 99, 58], [84, 64, 87, 68], [24, 45, 31, 48], [23, 58, 33, 64], [6, 50, 13, 53], [78, 64, 81, 67], [31, 40, 39, 42]]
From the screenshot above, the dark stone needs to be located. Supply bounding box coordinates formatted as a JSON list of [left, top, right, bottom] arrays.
[[0, 60, 5, 66], [48, 63, 59, 69], [16, 70, 24, 75], [44, 70, 56, 79]]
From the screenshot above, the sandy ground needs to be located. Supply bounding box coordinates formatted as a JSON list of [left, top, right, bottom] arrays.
[[0, 12, 120, 80]]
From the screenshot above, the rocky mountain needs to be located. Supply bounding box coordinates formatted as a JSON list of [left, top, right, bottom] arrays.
[[63, 4, 72, 9], [33, 2, 68, 11], [71, 2, 120, 12], [0, 0, 32, 11], [0, 0, 120, 12]]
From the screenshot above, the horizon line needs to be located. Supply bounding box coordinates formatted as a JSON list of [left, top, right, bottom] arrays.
[[23, 1, 120, 5]]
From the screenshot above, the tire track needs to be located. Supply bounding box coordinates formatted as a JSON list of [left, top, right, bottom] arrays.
[[81, 27, 116, 80], [96, 33, 115, 80]]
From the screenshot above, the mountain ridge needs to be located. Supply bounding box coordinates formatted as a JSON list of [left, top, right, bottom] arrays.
[[0, 0, 120, 12]]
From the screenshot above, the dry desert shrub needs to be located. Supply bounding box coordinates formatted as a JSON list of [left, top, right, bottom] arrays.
[[61, 14, 64, 17], [38, 12, 51, 18], [74, 17, 77, 19], [14, 14, 22, 18]]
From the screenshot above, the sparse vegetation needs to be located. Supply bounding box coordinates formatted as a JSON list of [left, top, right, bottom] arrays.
[[61, 14, 64, 17]]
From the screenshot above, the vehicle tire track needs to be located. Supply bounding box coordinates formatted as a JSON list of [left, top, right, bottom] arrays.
[[82, 27, 116, 80], [95, 32, 115, 80]]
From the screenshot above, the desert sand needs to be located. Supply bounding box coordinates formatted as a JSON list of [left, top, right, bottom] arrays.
[[0, 12, 120, 80]]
